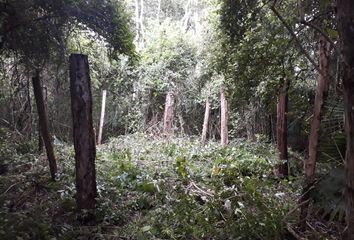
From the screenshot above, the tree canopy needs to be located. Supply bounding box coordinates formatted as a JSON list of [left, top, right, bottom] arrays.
[[0, 0, 135, 65]]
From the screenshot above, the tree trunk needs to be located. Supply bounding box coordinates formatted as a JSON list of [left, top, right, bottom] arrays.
[[182, 0, 192, 31], [178, 113, 185, 135], [275, 78, 289, 177], [337, 2, 354, 238], [134, 0, 140, 42], [142, 89, 151, 130], [268, 114, 274, 143], [26, 77, 32, 139], [220, 86, 229, 146], [97, 90, 107, 145], [38, 121, 43, 152], [163, 91, 174, 135], [140, 0, 144, 39], [32, 70, 57, 180], [300, 35, 331, 229], [201, 97, 210, 145], [157, 0, 161, 24], [69, 54, 97, 210], [39, 82, 49, 151]]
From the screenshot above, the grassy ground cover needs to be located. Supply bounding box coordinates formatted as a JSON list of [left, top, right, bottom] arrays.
[[0, 131, 327, 239]]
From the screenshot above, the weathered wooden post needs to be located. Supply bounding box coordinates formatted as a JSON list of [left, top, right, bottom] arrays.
[[220, 86, 229, 146], [163, 91, 174, 136], [201, 95, 210, 145], [32, 70, 57, 180], [69, 54, 97, 210]]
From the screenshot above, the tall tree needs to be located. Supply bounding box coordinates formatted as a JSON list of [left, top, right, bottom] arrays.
[[134, 0, 145, 44], [275, 78, 289, 177], [157, 0, 161, 23], [137, 19, 197, 134], [300, 35, 331, 229], [337, 0, 354, 238]]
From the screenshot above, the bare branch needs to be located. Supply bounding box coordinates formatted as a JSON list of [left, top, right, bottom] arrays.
[[299, 20, 338, 51], [270, 6, 324, 76]]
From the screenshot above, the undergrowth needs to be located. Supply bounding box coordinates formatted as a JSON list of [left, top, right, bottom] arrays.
[[1, 130, 301, 239]]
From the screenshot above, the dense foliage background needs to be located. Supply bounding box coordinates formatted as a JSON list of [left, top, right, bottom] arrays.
[[0, 0, 349, 239]]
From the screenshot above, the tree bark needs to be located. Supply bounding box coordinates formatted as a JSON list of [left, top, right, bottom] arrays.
[[337, 1, 354, 238], [69, 54, 97, 210], [38, 82, 48, 152], [163, 91, 174, 135], [178, 113, 185, 135], [140, 0, 144, 39], [201, 97, 210, 145], [134, 0, 140, 42], [220, 86, 229, 146], [268, 114, 274, 143], [38, 121, 43, 152], [26, 77, 32, 139], [182, 0, 192, 31], [157, 0, 161, 24], [275, 78, 289, 177], [32, 70, 57, 180], [97, 90, 107, 145], [300, 35, 331, 229]]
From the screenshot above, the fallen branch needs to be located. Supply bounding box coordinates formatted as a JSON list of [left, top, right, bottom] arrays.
[[190, 181, 213, 197], [1, 182, 21, 196], [283, 198, 310, 221]]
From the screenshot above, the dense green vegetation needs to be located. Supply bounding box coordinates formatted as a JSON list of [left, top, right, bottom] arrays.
[[0, 128, 344, 239], [1, 0, 353, 239], [0, 129, 295, 239]]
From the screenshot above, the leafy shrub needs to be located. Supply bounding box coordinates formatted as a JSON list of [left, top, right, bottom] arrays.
[[1, 133, 296, 239]]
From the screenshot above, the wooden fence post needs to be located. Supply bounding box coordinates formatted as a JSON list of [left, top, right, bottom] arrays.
[[69, 54, 97, 210]]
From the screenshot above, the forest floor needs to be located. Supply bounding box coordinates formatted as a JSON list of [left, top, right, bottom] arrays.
[[0, 131, 343, 239]]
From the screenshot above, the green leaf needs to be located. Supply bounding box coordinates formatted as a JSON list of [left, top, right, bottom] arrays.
[[139, 182, 156, 193], [326, 28, 339, 40]]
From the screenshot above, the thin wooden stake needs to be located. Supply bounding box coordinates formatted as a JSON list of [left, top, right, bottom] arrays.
[[220, 86, 229, 146], [32, 71, 57, 180], [97, 90, 107, 145], [201, 95, 210, 145]]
